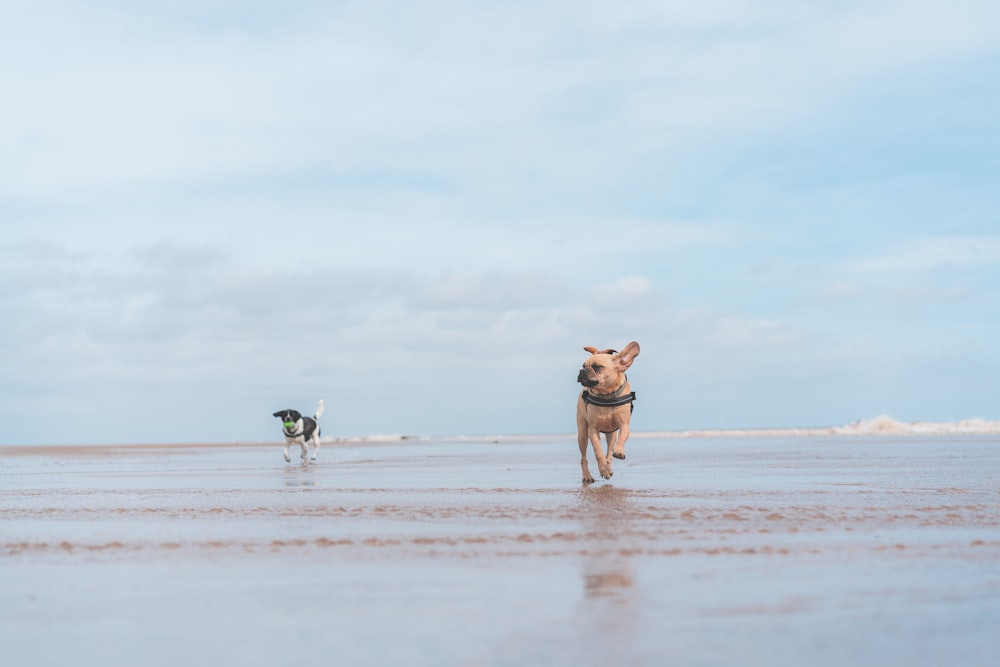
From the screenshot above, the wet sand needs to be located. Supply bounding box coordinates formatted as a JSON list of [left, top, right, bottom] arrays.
[[3, 434, 999, 666]]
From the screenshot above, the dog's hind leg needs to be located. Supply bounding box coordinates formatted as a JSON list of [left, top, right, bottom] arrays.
[[310, 436, 320, 461]]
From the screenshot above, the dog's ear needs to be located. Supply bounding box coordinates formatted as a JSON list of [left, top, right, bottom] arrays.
[[583, 346, 599, 354], [584, 346, 617, 355], [614, 341, 640, 371], [272, 411, 284, 418]]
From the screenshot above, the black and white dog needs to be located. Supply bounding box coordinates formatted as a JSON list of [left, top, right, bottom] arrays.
[[272, 400, 324, 464]]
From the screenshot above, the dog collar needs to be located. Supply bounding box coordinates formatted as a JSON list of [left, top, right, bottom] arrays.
[[582, 378, 636, 408], [283, 427, 304, 437]]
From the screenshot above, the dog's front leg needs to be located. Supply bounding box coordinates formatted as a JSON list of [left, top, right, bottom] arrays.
[[577, 429, 594, 484], [604, 431, 620, 474], [299, 441, 309, 464], [612, 422, 630, 460], [283, 443, 291, 463], [588, 429, 613, 480]]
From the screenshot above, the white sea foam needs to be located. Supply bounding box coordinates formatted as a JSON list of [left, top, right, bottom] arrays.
[[833, 415, 1000, 436], [322, 416, 1000, 445], [326, 434, 432, 444], [637, 415, 1000, 439]]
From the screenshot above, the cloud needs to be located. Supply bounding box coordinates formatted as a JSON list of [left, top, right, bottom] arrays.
[[843, 236, 1000, 274], [0, 254, 801, 388], [816, 281, 865, 303], [407, 272, 567, 310], [6, 0, 998, 203], [587, 276, 654, 312], [709, 316, 802, 348], [818, 281, 971, 304], [132, 241, 232, 271]]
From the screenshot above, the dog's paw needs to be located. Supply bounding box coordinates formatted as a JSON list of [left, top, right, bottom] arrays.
[[582, 476, 595, 484], [283, 452, 291, 463], [612, 452, 626, 460]]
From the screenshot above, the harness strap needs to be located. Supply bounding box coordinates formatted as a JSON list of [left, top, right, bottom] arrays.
[[582, 390, 636, 409]]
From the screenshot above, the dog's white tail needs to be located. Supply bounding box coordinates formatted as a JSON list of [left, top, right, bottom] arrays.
[[314, 399, 325, 420]]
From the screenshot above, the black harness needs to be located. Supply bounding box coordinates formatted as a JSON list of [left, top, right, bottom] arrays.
[[582, 379, 636, 412]]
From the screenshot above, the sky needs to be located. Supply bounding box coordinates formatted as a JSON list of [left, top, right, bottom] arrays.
[[2, 0, 999, 444]]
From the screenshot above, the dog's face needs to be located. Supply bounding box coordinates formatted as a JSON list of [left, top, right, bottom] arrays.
[[577, 342, 640, 392], [272, 409, 302, 431]]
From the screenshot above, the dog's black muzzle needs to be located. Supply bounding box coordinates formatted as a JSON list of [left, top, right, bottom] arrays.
[[577, 370, 598, 387]]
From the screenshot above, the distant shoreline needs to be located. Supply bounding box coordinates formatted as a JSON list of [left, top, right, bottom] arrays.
[[2, 415, 999, 451]]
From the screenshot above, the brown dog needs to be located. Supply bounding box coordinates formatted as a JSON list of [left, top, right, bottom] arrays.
[[576, 341, 640, 483]]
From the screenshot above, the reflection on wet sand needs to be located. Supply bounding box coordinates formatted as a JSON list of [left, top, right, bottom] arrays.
[[284, 465, 317, 487], [579, 485, 637, 600]]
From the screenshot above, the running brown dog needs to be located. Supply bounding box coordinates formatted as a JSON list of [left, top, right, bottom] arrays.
[[575, 342, 640, 483]]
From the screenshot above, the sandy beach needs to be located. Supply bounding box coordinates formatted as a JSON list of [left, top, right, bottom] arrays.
[[3, 432, 999, 666]]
